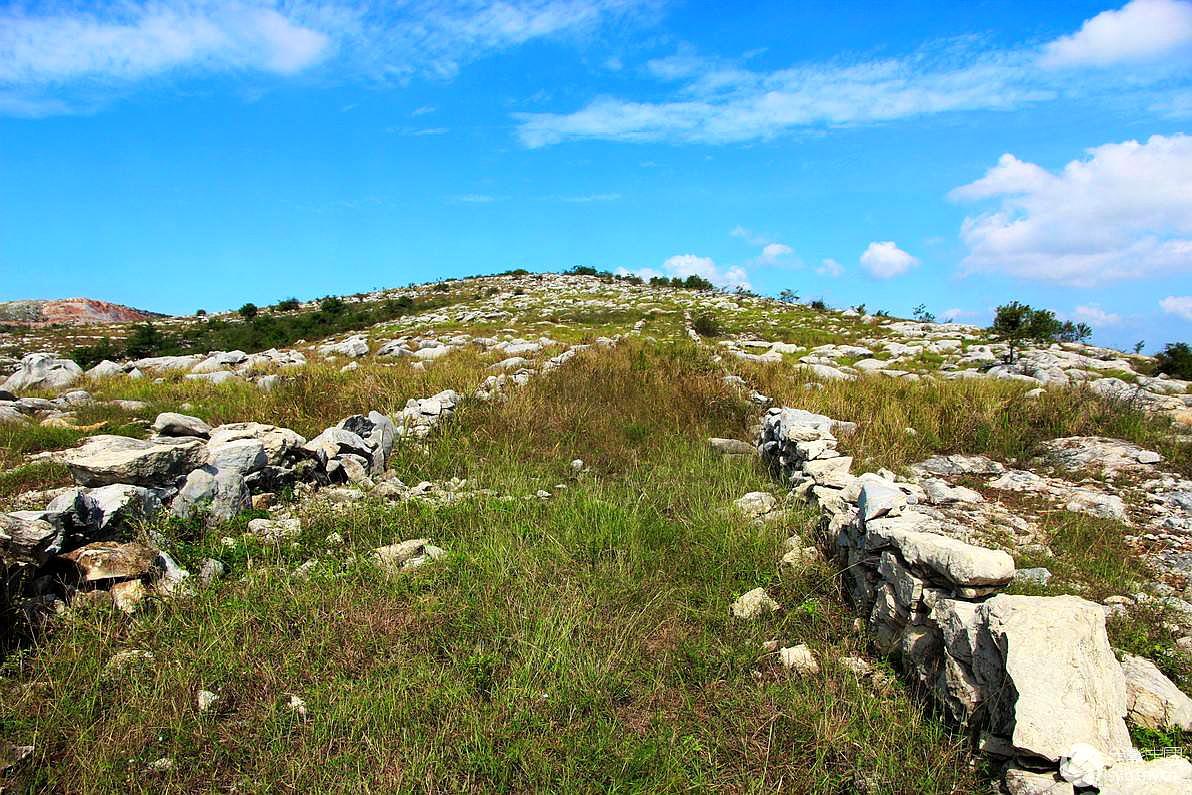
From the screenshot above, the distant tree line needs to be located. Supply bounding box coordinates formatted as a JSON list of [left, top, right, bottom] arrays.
[[69, 294, 428, 369]]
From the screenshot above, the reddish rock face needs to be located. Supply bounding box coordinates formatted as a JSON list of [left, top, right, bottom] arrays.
[[0, 298, 165, 326]]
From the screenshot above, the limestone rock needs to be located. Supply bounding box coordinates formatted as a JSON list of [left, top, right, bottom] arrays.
[[730, 587, 779, 620], [1003, 769, 1074, 795], [1097, 756, 1192, 794], [151, 412, 211, 438], [372, 538, 445, 573], [981, 595, 1132, 763], [1121, 653, 1192, 731], [62, 541, 158, 582], [172, 467, 251, 523], [734, 491, 776, 518], [779, 644, 819, 675], [709, 437, 755, 456], [62, 435, 206, 487], [2, 353, 82, 392]]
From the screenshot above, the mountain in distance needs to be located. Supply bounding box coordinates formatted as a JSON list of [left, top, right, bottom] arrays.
[[0, 297, 167, 326]]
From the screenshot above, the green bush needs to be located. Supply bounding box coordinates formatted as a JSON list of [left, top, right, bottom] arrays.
[[1156, 342, 1192, 380], [692, 314, 721, 337]]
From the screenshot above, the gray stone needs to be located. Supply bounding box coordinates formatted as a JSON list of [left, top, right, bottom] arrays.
[[62, 435, 206, 487], [865, 522, 1015, 586], [172, 467, 251, 523], [206, 438, 268, 474], [980, 595, 1132, 762], [2, 353, 82, 392], [709, 438, 756, 456], [1097, 756, 1192, 794], [1003, 768, 1074, 795], [152, 412, 211, 438]]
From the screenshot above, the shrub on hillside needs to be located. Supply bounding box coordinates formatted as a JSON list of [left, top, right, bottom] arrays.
[[273, 298, 301, 312], [238, 303, 258, 320], [692, 313, 722, 337], [1156, 342, 1192, 380]]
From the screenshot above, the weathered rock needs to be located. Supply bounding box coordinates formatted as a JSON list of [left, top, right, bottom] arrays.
[[206, 438, 268, 474], [151, 412, 211, 438], [110, 579, 149, 613], [1003, 768, 1074, 795], [734, 491, 776, 518], [371, 538, 445, 572], [62, 541, 158, 582], [208, 423, 307, 466], [780, 644, 819, 675], [172, 467, 251, 522], [1, 510, 65, 565], [865, 522, 1015, 587], [1121, 653, 1192, 731], [709, 438, 755, 456], [1097, 756, 1192, 794], [981, 595, 1132, 763], [2, 353, 82, 392], [858, 480, 905, 521], [62, 435, 206, 487], [730, 587, 779, 620], [246, 517, 301, 541]]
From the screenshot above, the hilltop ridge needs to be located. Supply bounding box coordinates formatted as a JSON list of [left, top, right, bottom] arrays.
[[0, 298, 165, 327]]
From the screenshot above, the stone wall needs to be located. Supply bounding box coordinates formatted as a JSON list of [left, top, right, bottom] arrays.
[[760, 406, 1190, 791]]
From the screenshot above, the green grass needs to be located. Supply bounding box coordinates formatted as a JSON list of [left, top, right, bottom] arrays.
[[0, 342, 983, 793], [737, 366, 1188, 475]]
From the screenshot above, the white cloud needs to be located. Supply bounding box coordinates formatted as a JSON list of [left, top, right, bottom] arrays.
[[620, 254, 751, 290], [859, 241, 919, 279], [951, 133, 1192, 285], [1072, 304, 1122, 326], [411, 105, 437, 116], [1161, 295, 1192, 320], [732, 226, 796, 265], [0, 3, 331, 85], [759, 242, 793, 263], [817, 258, 844, 277], [516, 44, 1049, 146], [0, 0, 651, 115], [454, 193, 497, 203], [1041, 0, 1192, 68]]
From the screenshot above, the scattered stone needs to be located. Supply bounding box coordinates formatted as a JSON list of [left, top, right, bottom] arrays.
[[62, 541, 158, 582], [1003, 768, 1074, 795], [1014, 567, 1053, 587], [1098, 756, 1192, 793], [709, 438, 755, 456], [62, 435, 206, 487], [2, 353, 82, 392], [371, 539, 446, 573], [730, 587, 779, 620], [247, 517, 301, 541], [779, 644, 819, 675], [197, 690, 219, 712], [734, 492, 777, 518]]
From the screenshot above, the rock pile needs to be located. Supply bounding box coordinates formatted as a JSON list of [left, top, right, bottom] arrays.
[[2, 380, 465, 639], [759, 405, 1192, 790]]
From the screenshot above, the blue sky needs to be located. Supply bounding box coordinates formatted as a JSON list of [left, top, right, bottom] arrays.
[[2, 0, 1192, 351]]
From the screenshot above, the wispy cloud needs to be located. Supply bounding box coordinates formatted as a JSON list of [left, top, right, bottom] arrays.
[[453, 193, 499, 203], [514, 0, 1192, 147], [0, 0, 658, 116], [1161, 295, 1192, 320], [560, 192, 622, 202]]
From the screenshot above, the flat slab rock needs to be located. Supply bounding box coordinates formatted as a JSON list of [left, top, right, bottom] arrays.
[[865, 515, 1015, 587], [61, 435, 206, 487]]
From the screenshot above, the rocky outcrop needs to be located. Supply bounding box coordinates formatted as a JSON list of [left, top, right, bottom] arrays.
[[2, 353, 82, 392]]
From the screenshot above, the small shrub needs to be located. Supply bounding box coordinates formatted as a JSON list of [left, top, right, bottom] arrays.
[[238, 303, 259, 320], [1156, 342, 1192, 380], [692, 314, 722, 337]]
